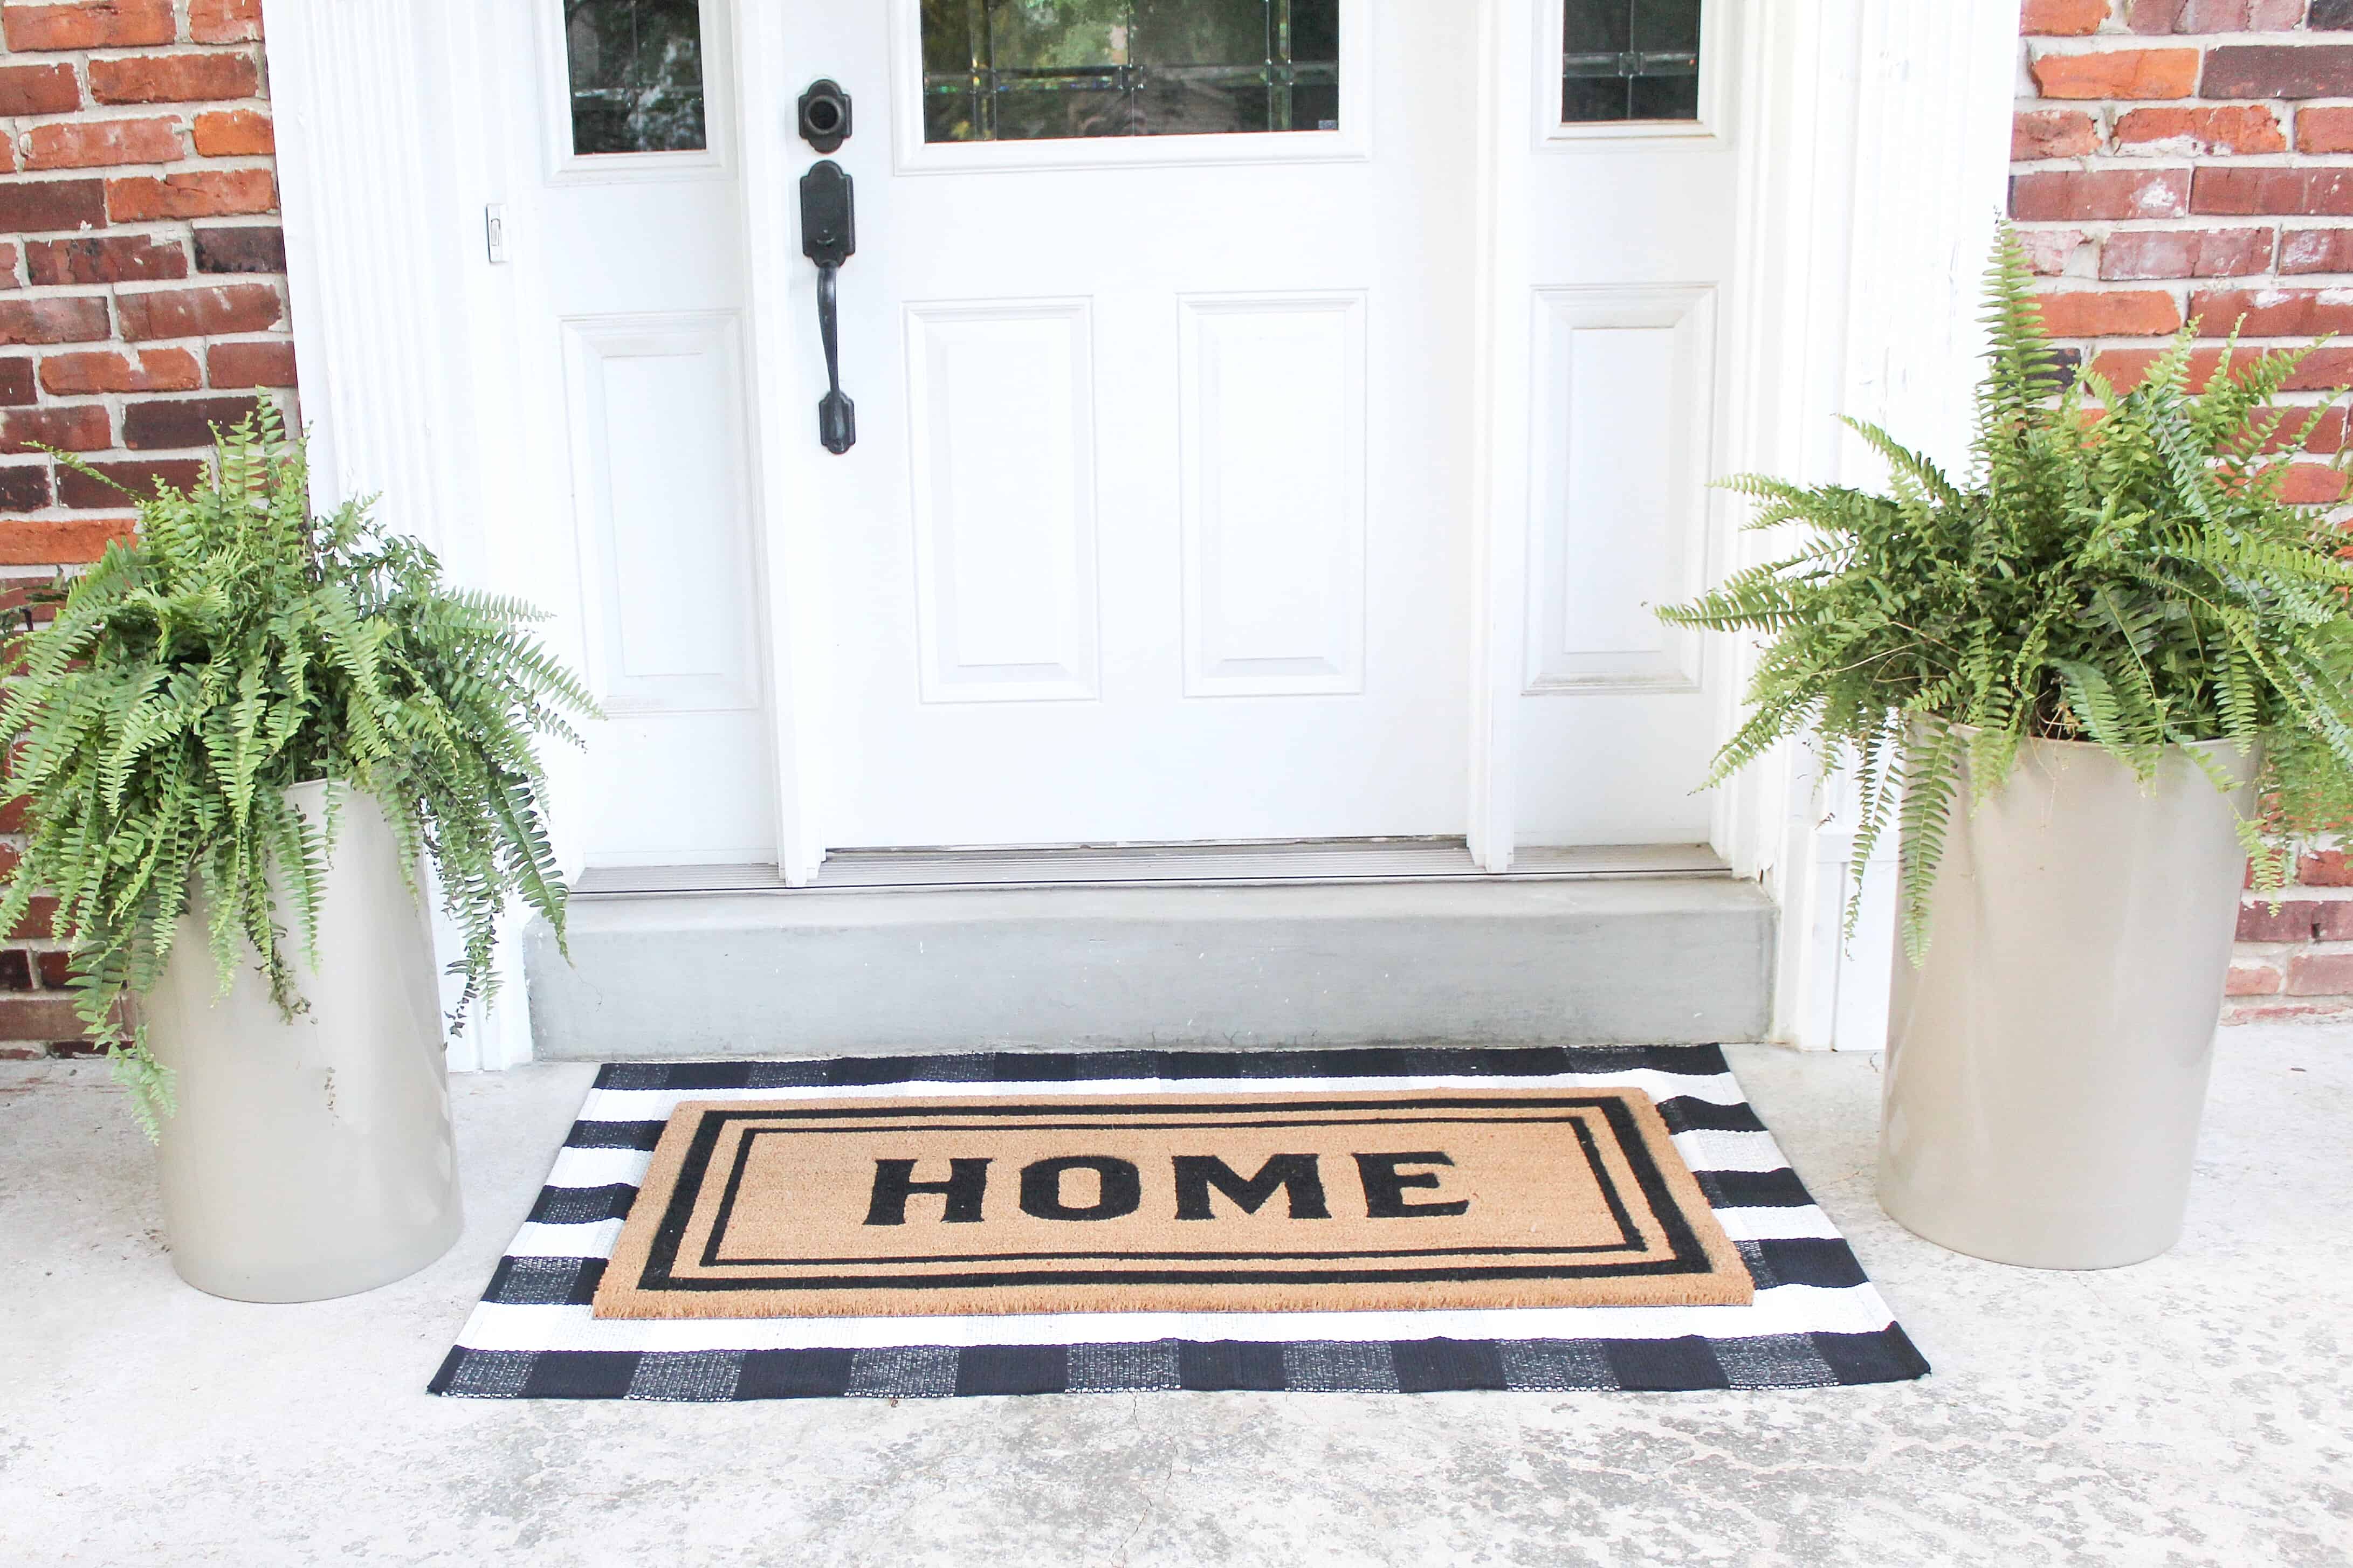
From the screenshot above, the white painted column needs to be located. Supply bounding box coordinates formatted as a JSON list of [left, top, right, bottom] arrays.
[[262, 0, 538, 1069], [1723, 1, 2020, 1049]]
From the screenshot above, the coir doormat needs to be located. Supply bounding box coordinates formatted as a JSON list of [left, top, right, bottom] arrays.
[[595, 1086, 1753, 1319], [432, 1047, 1928, 1400]]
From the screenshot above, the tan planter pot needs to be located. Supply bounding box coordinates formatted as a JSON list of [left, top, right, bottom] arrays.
[[1879, 734, 2256, 1270], [147, 782, 462, 1302]]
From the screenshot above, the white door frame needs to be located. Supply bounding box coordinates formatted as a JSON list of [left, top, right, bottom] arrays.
[[262, 0, 2020, 1064]]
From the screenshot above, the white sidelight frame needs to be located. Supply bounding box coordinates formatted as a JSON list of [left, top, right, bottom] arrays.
[[1538, 0, 1732, 148], [264, 0, 2019, 1067], [533, 0, 737, 185]]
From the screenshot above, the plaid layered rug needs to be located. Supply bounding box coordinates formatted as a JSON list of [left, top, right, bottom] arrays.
[[430, 1046, 1928, 1400]]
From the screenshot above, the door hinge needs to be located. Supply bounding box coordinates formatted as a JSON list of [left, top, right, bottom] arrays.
[[484, 203, 510, 265]]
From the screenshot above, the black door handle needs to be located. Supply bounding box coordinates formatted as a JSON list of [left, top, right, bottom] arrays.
[[800, 159, 856, 455]]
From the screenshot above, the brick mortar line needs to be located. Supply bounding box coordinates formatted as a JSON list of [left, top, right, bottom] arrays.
[[2011, 152, 2353, 165], [2007, 215, 2353, 223], [2012, 97, 2353, 105], [0, 157, 283, 177], [2014, 95, 2353, 102], [1, 51, 265, 63], [3, 51, 265, 67], [2024, 37, 2347, 51], [2, 88, 272, 110], [2052, 335, 2353, 348], [2, 280, 292, 303], [2013, 154, 2353, 165], [2017, 225, 2353, 237], [0, 214, 279, 232], [1918, 288, 2290, 322]]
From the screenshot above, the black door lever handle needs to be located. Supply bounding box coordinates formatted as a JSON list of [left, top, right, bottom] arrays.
[[800, 159, 856, 455]]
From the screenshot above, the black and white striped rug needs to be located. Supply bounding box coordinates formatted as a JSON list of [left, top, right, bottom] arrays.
[[430, 1046, 1928, 1400]]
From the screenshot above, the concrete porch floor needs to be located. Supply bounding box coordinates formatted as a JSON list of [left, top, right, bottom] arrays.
[[1, 1032, 2347, 1567]]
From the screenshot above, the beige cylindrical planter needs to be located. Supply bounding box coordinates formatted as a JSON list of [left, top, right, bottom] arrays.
[[147, 781, 462, 1302], [1879, 734, 2256, 1270]]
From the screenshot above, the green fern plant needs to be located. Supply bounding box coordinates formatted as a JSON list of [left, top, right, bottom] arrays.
[[0, 410, 595, 1131], [1659, 227, 2353, 962]]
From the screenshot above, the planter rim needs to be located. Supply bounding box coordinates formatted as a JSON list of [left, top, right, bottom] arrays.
[[1917, 719, 2255, 760]]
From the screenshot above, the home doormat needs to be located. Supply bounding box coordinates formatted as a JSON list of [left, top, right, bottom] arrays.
[[431, 1046, 1930, 1400], [592, 1086, 1755, 1319]]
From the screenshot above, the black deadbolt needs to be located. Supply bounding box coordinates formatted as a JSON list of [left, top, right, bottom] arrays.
[[798, 79, 851, 154]]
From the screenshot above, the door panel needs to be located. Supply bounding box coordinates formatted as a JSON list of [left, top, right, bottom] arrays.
[[1525, 286, 1712, 695], [1179, 293, 1367, 699], [562, 315, 761, 714], [905, 300, 1102, 704]]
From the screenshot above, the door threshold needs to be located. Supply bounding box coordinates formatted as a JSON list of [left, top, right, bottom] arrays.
[[571, 839, 1732, 897]]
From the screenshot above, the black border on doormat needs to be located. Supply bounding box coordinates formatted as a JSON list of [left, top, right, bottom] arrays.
[[430, 1045, 1929, 1399]]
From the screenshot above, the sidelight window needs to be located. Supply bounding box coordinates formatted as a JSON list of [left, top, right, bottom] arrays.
[[564, 0, 709, 155], [1560, 0, 1702, 125]]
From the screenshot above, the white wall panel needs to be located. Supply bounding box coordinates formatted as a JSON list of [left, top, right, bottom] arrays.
[[1180, 293, 1367, 697], [1525, 285, 1716, 694], [906, 300, 1100, 703]]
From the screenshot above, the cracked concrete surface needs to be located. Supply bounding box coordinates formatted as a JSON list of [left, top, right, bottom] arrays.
[[1, 1030, 2347, 1566]]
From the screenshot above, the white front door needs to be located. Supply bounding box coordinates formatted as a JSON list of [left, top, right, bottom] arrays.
[[782, 0, 1476, 849], [525, 0, 1737, 874]]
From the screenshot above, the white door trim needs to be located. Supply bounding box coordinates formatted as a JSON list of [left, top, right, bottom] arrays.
[[732, 0, 831, 883], [1464, 0, 1524, 875], [266, 0, 2019, 1062]]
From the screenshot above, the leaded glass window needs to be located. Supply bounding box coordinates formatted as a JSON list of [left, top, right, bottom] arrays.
[[1562, 0, 1702, 125], [565, 0, 708, 155], [920, 0, 1341, 144]]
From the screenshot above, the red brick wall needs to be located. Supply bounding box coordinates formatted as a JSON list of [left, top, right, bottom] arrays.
[[2013, 0, 2353, 1022], [0, 0, 291, 1057]]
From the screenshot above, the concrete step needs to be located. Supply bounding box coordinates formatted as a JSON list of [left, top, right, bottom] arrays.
[[523, 876, 1776, 1060]]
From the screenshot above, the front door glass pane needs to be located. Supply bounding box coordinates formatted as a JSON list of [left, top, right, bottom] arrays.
[[1562, 0, 1701, 125], [920, 0, 1340, 144], [566, 0, 708, 155]]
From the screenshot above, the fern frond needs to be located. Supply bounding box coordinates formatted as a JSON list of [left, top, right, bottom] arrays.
[[1659, 221, 2353, 960], [0, 412, 596, 1138]]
